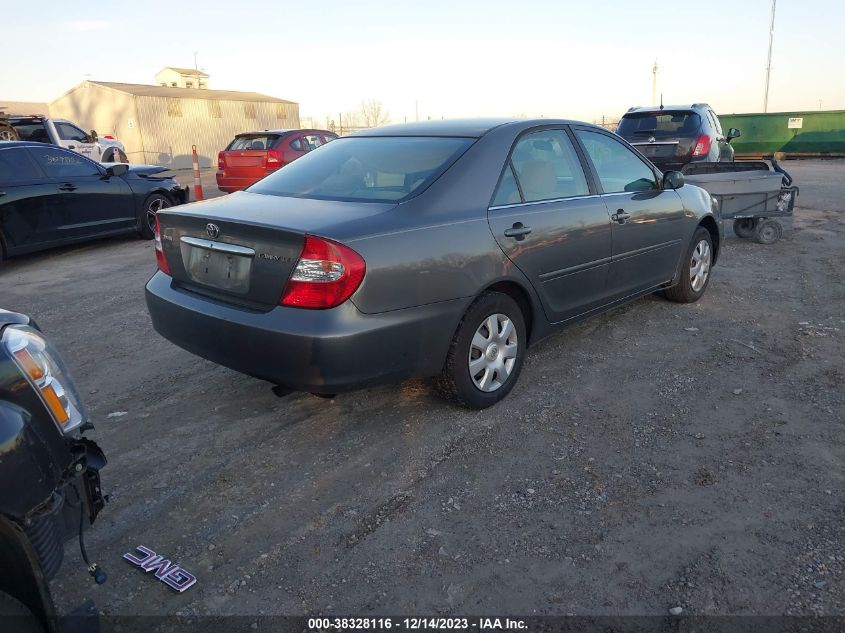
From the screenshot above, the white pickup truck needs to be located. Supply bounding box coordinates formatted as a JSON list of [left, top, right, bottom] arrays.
[[6, 115, 128, 162]]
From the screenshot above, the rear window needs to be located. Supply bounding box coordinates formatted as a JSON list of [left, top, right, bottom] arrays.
[[617, 111, 701, 138], [226, 134, 281, 151], [10, 120, 50, 143], [248, 136, 474, 202]]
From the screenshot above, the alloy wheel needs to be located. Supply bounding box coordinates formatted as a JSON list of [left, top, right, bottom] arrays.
[[146, 197, 170, 234], [468, 313, 518, 392], [690, 239, 711, 292]]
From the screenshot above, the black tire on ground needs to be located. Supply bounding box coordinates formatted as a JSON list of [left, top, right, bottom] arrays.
[[436, 291, 527, 409], [664, 226, 714, 304], [137, 193, 171, 239], [754, 219, 783, 245], [733, 218, 759, 239], [0, 590, 44, 633]]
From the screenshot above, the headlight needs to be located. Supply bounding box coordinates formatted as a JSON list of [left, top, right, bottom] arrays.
[[2, 325, 86, 433]]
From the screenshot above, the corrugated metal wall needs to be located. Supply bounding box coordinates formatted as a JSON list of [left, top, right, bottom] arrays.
[[719, 110, 845, 157], [135, 96, 300, 168]]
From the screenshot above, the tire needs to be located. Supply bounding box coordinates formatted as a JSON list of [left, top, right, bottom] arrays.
[[733, 218, 759, 239], [754, 219, 783, 245], [436, 291, 527, 409], [0, 590, 44, 633], [664, 227, 714, 304], [0, 123, 20, 141], [138, 193, 171, 239]]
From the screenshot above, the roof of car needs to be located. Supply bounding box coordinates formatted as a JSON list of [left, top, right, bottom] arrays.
[[626, 104, 710, 114], [234, 128, 335, 137], [348, 118, 596, 138]]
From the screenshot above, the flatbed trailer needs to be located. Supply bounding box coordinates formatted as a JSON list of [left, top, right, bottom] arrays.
[[682, 159, 799, 244]]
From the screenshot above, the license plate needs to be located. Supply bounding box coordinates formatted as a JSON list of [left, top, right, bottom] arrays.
[[184, 246, 251, 293]]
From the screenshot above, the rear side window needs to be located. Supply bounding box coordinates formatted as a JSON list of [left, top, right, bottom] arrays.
[[290, 138, 303, 151], [0, 148, 43, 183], [248, 136, 474, 202], [501, 129, 589, 203], [617, 111, 701, 138], [576, 130, 657, 193], [26, 147, 101, 178], [227, 135, 280, 151], [491, 164, 521, 206]]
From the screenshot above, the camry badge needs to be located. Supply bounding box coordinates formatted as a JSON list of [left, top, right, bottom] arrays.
[[206, 223, 220, 239]]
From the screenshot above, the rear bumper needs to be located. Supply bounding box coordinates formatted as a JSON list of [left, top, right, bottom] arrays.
[[145, 272, 466, 393], [215, 171, 260, 192]]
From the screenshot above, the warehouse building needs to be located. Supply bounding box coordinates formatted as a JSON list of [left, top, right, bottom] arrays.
[[49, 80, 299, 168]]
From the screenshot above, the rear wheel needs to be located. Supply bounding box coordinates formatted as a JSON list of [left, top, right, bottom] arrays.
[[437, 291, 526, 409], [0, 124, 19, 141], [754, 219, 783, 245], [665, 227, 713, 304], [138, 193, 171, 239], [733, 218, 759, 239]]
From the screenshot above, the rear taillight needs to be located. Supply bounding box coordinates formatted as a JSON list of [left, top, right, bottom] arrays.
[[154, 215, 171, 275], [217, 151, 225, 169], [280, 236, 365, 309], [265, 149, 282, 170], [691, 134, 712, 157]]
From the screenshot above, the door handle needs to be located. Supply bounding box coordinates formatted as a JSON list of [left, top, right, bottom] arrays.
[[68, 145, 76, 150], [611, 210, 631, 224], [59, 183, 78, 192], [503, 223, 532, 240]]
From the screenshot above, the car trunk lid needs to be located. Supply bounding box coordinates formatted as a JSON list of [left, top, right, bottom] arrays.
[[157, 191, 395, 309], [221, 134, 282, 175]]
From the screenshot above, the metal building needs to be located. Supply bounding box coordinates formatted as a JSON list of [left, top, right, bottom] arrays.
[[49, 81, 299, 168]]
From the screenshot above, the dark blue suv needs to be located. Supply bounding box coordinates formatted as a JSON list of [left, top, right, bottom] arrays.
[[616, 103, 740, 171]]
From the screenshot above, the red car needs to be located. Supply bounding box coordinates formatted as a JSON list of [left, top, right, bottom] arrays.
[[216, 128, 338, 192]]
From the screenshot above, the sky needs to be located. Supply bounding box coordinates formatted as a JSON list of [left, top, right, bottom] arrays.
[[3, 0, 844, 125]]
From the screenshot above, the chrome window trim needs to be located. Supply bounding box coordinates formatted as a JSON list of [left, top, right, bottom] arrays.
[[489, 194, 599, 211]]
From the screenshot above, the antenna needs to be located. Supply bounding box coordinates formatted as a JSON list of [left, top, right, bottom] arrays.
[[660, 94, 664, 110]]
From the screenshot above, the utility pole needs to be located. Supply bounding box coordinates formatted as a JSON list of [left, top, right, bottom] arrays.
[[763, 0, 777, 112], [193, 51, 199, 71], [651, 60, 658, 104]]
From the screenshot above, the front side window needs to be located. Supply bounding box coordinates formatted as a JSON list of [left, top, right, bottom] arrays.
[[0, 148, 43, 183], [502, 129, 589, 203], [248, 136, 473, 202], [55, 122, 88, 142], [26, 147, 101, 179], [576, 130, 657, 194], [303, 134, 323, 151]]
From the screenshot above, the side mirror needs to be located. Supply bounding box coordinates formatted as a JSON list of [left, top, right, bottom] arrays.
[[663, 170, 684, 190], [726, 127, 741, 142], [105, 163, 129, 177], [87, 130, 98, 143]]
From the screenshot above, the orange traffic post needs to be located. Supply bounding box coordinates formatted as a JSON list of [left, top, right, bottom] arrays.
[[191, 145, 204, 201]]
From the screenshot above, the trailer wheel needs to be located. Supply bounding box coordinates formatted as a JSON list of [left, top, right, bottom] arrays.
[[733, 218, 759, 239], [754, 219, 783, 245]]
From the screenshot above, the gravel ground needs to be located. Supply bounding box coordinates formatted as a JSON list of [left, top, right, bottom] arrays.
[[1, 160, 842, 618]]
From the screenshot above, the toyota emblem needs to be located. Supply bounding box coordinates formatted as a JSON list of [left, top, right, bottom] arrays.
[[206, 223, 220, 239]]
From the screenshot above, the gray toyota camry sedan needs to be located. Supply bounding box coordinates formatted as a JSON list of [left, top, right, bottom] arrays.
[[145, 119, 721, 408]]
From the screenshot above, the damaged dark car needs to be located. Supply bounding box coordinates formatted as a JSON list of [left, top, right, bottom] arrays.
[[0, 308, 107, 632], [0, 141, 188, 265]]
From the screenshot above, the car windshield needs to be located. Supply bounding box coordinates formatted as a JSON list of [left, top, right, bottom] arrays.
[[227, 135, 281, 151], [247, 136, 474, 202], [617, 111, 701, 138]]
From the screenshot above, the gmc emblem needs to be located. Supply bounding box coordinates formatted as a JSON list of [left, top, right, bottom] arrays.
[[123, 545, 197, 593]]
